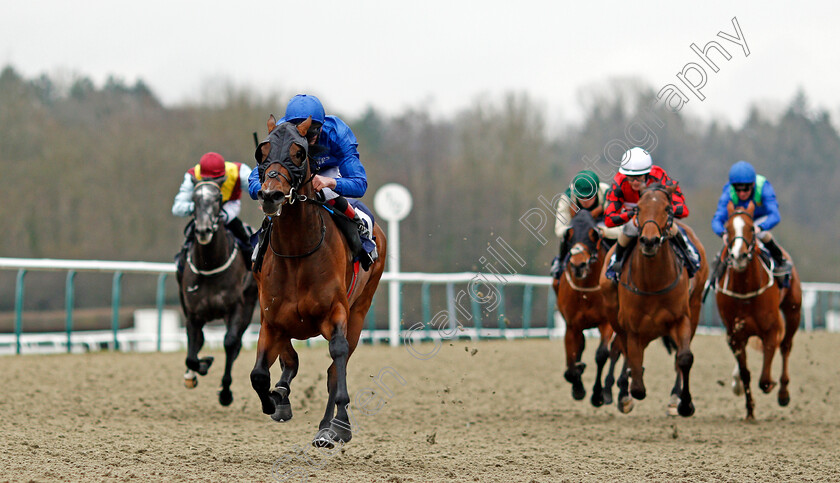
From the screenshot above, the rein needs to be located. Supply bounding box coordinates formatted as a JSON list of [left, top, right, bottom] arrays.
[[186, 232, 239, 277], [564, 270, 601, 292], [715, 248, 775, 300], [619, 241, 684, 296], [268, 209, 327, 258]]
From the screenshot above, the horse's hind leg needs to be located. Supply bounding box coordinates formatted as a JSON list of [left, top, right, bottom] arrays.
[[563, 328, 586, 401], [218, 306, 251, 407], [778, 292, 801, 406], [590, 325, 612, 407], [270, 337, 299, 422], [184, 318, 214, 388], [616, 357, 634, 414], [603, 336, 621, 406]]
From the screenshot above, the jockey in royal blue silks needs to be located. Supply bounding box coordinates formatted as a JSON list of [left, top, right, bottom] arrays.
[[248, 94, 378, 269], [709, 160, 792, 281]]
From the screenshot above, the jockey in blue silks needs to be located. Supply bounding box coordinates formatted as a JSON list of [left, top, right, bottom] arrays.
[[709, 160, 792, 282], [248, 94, 378, 269]]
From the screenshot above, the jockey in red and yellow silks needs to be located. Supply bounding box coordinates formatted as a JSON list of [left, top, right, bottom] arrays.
[[172, 152, 253, 273]]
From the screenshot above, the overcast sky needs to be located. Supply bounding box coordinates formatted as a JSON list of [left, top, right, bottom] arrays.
[[2, 0, 838, 127]]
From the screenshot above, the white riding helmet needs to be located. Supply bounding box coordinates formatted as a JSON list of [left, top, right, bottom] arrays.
[[618, 147, 653, 176]]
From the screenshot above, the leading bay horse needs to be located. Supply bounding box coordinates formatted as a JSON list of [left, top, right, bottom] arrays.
[[250, 116, 387, 448], [714, 204, 801, 419], [177, 179, 258, 406], [553, 209, 620, 406], [599, 184, 708, 416]]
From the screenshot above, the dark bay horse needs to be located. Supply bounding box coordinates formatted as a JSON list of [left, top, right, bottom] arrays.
[[714, 204, 802, 419], [553, 210, 620, 406], [599, 184, 708, 416], [177, 180, 258, 406], [249, 116, 387, 448]]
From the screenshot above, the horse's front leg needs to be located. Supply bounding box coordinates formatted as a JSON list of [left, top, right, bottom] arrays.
[[563, 327, 586, 401], [314, 307, 352, 448], [184, 317, 214, 388], [626, 333, 647, 401], [250, 323, 282, 416], [729, 335, 754, 420], [758, 323, 781, 394], [218, 304, 250, 406], [269, 337, 299, 422], [673, 316, 695, 417]]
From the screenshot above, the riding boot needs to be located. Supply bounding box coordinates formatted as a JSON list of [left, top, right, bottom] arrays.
[[708, 246, 727, 284], [670, 231, 699, 278], [763, 238, 792, 275], [252, 218, 272, 273], [605, 243, 629, 284], [226, 218, 253, 270], [175, 221, 195, 278]]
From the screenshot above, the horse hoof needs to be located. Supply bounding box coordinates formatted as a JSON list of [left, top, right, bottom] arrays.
[[572, 384, 586, 401], [618, 396, 634, 414], [732, 377, 744, 396], [198, 356, 214, 376], [329, 421, 352, 444], [218, 388, 233, 406], [778, 391, 791, 407], [184, 371, 198, 389], [759, 381, 776, 394], [271, 403, 293, 422], [590, 392, 604, 408], [312, 429, 337, 449], [678, 400, 695, 417], [667, 394, 680, 416], [602, 391, 613, 406], [630, 387, 646, 401]]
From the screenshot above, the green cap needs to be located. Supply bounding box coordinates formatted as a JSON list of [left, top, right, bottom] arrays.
[[571, 170, 600, 199]]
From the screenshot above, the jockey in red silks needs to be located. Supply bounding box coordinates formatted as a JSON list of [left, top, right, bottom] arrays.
[[603, 147, 700, 283], [172, 152, 254, 273]]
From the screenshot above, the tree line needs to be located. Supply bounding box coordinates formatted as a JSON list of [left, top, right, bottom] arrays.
[[1, 65, 838, 313]]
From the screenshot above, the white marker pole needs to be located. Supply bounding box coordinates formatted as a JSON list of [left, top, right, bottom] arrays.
[[387, 219, 401, 347], [374, 184, 412, 347]]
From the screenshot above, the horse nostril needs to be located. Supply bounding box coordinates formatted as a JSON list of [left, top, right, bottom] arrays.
[[257, 190, 266, 201]]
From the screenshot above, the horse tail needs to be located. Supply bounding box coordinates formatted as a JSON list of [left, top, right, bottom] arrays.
[[661, 336, 678, 355]]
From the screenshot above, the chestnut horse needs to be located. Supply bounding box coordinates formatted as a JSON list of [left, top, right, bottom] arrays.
[[714, 204, 801, 419], [600, 184, 708, 416], [553, 209, 620, 406], [249, 116, 387, 448], [177, 180, 258, 406]]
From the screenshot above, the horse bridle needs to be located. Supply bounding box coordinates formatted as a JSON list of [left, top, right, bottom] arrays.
[[724, 211, 756, 264], [264, 167, 315, 209], [634, 186, 675, 246]]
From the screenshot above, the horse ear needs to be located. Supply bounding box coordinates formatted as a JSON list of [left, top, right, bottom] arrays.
[[267, 114, 276, 134], [297, 117, 312, 137], [260, 142, 271, 162], [746, 200, 756, 217], [726, 201, 735, 217]]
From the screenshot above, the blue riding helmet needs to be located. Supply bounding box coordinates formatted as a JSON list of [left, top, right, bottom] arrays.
[[729, 160, 757, 185], [283, 94, 326, 125]]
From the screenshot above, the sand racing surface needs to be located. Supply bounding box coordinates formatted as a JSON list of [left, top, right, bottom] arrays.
[[1, 333, 839, 482]]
